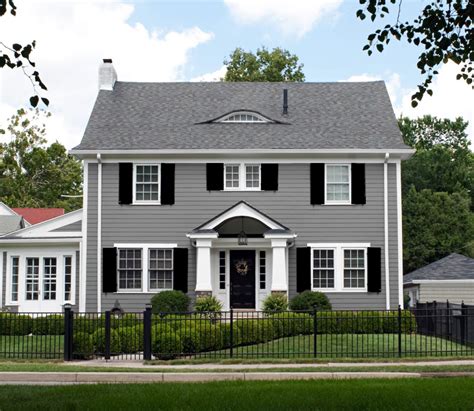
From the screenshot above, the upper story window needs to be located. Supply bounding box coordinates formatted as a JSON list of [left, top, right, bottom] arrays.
[[225, 163, 260, 191], [325, 164, 351, 204], [215, 111, 272, 123], [134, 164, 160, 204]]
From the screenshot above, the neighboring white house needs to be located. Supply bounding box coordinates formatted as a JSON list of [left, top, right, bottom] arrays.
[[404, 253, 474, 307]]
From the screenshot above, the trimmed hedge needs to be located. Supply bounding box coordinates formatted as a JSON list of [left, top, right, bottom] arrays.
[[151, 291, 190, 314], [118, 326, 144, 353], [152, 332, 182, 360], [0, 314, 32, 336], [33, 315, 64, 335], [289, 291, 332, 311], [91, 328, 122, 354], [73, 332, 94, 359]]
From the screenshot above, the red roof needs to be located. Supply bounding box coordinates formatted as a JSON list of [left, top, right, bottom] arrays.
[[12, 208, 65, 225]]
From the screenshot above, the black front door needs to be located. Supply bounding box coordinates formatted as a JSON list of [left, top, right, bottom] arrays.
[[230, 250, 256, 309]]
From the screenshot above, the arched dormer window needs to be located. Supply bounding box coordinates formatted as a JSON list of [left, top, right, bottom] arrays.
[[214, 111, 273, 123]]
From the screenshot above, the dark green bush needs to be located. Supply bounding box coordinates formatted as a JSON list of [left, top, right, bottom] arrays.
[[111, 313, 142, 329], [73, 332, 94, 359], [0, 314, 32, 336], [289, 291, 332, 311], [118, 326, 143, 353], [236, 319, 276, 345], [33, 315, 64, 335], [73, 316, 104, 334], [152, 332, 182, 360], [151, 291, 190, 314], [262, 293, 288, 313], [177, 322, 223, 352], [91, 328, 121, 354], [270, 312, 313, 337], [219, 323, 241, 348]]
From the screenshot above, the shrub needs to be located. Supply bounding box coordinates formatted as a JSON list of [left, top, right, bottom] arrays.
[[118, 326, 143, 353], [177, 322, 223, 352], [262, 293, 288, 313], [111, 313, 142, 329], [219, 323, 241, 348], [270, 312, 313, 337], [91, 328, 122, 354], [73, 332, 94, 359], [194, 296, 223, 313], [151, 291, 190, 314], [289, 291, 332, 311], [73, 316, 104, 334], [236, 319, 275, 345], [0, 313, 32, 335], [33, 315, 64, 335], [152, 332, 182, 360]]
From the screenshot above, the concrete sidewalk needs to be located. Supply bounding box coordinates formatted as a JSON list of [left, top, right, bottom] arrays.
[[70, 359, 474, 370]]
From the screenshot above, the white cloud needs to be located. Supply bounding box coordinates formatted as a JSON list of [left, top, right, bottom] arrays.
[[191, 66, 227, 82], [0, 0, 213, 148], [224, 0, 343, 37]]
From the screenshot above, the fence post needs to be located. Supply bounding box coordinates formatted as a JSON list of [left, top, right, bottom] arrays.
[[104, 311, 111, 360], [143, 305, 152, 361], [230, 308, 234, 359], [313, 308, 318, 358], [63, 304, 73, 361], [460, 301, 467, 345], [398, 305, 402, 358]]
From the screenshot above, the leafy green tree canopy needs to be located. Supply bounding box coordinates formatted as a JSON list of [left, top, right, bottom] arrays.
[[0, 109, 82, 212], [224, 47, 305, 82], [357, 0, 473, 107]]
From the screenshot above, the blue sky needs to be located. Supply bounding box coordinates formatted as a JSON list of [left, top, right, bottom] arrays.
[[0, 0, 472, 147]]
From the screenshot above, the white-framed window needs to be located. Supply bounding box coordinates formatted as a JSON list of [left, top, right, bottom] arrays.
[[309, 243, 368, 292], [10, 256, 19, 303], [312, 249, 335, 289], [259, 251, 266, 289], [26, 257, 40, 301], [118, 249, 142, 291], [224, 163, 261, 191], [325, 164, 351, 204], [219, 251, 226, 290], [216, 111, 271, 123], [134, 164, 160, 204], [43, 257, 57, 300], [149, 249, 173, 291], [64, 256, 73, 302]]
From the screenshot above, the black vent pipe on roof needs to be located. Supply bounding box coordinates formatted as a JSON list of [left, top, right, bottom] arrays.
[[283, 89, 288, 115]]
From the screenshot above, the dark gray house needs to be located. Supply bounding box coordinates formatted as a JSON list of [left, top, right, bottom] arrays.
[[404, 253, 474, 307], [0, 60, 414, 313]]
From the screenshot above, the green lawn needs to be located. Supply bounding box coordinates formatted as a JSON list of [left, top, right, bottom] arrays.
[[208, 333, 472, 359], [0, 336, 63, 359], [1, 379, 474, 410]]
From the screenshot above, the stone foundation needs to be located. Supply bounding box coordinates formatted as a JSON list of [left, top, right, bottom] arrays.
[[195, 291, 212, 298]]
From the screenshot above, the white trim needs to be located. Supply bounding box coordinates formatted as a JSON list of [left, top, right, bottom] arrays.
[[79, 160, 88, 312], [324, 163, 351, 205], [114, 243, 178, 249], [97, 155, 102, 313], [224, 163, 261, 191], [63, 255, 74, 304], [384, 153, 390, 309], [0, 252, 3, 307], [405, 279, 474, 285], [307, 242, 371, 248], [396, 160, 403, 307], [0, 238, 80, 245], [133, 163, 161, 205], [215, 111, 273, 123]]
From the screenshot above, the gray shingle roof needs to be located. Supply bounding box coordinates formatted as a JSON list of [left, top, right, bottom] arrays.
[[73, 81, 409, 151], [403, 253, 474, 283], [0, 216, 24, 235]]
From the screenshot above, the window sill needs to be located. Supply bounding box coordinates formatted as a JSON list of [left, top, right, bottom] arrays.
[[222, 189, 261, 192], [115, 291, 158, 294], [312, 289, 368, 293], [131, 202, 162, 206]]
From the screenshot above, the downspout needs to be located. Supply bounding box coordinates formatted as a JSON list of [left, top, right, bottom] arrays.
[[384, 153, 390, 310], [97, 153, 102, 313]]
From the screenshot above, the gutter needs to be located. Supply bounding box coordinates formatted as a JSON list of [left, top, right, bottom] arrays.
[[97, 153, 102, 313]]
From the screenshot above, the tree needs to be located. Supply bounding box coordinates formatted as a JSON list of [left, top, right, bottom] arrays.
[[357, 0, 473, 106], [224, 47, 305, 82], [399, 116, 474, 207], [0, 0, 48, 107], [403, 187, 474, 273], [0, 109, 82, 211]]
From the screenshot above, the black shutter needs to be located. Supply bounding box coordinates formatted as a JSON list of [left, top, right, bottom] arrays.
[[119, 163, 133, 205], [351, 163, 366, 205], [103, 247, 117, 293], [161, 163, 175, 205], [310, 163, 325, 205], [261, 164, 279, 191], [367, 247, 382, 292], [296, 247, 311, 293], [173, 248, 188, 293], [206, 163, 224, 191]]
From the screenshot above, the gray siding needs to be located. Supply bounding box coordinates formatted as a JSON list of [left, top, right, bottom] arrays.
[[85, 162, 401, 312], [419, 283, 474, 305], [52, 221, 82, 232]]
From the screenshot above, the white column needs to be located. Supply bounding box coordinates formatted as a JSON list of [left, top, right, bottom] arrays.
[[270, 239, 288, 291], [195, 239, 213, 292]]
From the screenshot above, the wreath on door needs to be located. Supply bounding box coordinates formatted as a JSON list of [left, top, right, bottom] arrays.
[[235, 259, 249, 276]]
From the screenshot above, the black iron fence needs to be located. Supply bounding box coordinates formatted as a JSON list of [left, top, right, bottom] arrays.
[[0, 305, 473, 361]]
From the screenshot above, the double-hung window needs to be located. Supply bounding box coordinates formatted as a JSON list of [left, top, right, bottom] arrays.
[[10, 257, 19, 303], [325, 164, 350, 204], [310, 244, 368, 292], [149, 249, 173, 291], [224, 163, 261, 190], [134, 164, 160, 203], [118, 249, 142, 290]]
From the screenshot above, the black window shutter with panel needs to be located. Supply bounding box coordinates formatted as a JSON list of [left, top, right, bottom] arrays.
[[367, 247, 382, 293], [118, 163, 133, 205], [161, 163, 175, 205], [310, 163, 325, 205], [173, 248, 188, 293], [351, 163, 366, 205], [296, 247, 312, 292], [261, 164, 279, 191], [103, 247, 117, 293], [206, 163, 224, 191]]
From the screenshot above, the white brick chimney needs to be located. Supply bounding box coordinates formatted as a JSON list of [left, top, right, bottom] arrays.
[[98, 59, 117, 91]]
